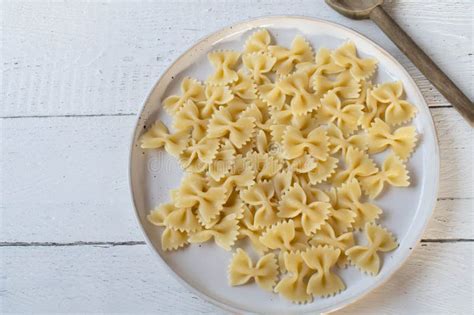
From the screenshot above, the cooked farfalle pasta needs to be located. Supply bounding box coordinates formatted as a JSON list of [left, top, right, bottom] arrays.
[[332, 41, 377, 81], [163, 77, 206, 114], [142, 28, 419, 304], [360, 154, 410, 199], [207, 50, 241, 85], [368, 118, 417, 160], [371, 81, 417, 125], [302, 245, 346, 297], [269, 35, 313, 75], [228, 248, 279, 291], [346, 223, 398, 275]]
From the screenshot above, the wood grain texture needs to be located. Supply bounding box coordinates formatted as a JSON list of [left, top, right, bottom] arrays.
[[1, 1, 473, 314], [1, 108, 472, 243], [1, 243, 472, 314], [1, 0, 472, 118]]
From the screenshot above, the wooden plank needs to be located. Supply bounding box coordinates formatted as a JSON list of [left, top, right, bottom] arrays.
[[1, 107, 472, 243], [1, 0, 471, 118], [1, 242, 472, 314]]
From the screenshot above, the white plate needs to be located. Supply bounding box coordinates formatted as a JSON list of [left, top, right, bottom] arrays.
[[129, 16, 439, 314]]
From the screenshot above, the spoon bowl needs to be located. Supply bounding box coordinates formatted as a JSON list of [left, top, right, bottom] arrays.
[[325, 0, 383, 19]]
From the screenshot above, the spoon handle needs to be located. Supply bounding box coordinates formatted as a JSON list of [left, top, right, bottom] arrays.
[[370, 5, 474, 126]]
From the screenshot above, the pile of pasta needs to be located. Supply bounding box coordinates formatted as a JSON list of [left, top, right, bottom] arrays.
[[142, 29, 418, 303]]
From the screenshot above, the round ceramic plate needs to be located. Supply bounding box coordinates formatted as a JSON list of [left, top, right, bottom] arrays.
[[129, 16, 439, 314]]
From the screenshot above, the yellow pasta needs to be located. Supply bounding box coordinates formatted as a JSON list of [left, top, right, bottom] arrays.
[[346, 223, 398, 275], [228, 248, 279, 291], [142, 28, 419, 304]]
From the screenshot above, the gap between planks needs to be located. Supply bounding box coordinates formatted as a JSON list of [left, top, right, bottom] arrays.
[[1, 239, 473, 247], [0, 105, 456, 119]]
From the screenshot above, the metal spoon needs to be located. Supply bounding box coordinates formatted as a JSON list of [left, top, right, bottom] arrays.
[[326, 0, 474, 125]]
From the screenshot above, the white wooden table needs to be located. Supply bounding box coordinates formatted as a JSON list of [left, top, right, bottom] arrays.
[[1, 1, 473, 314]]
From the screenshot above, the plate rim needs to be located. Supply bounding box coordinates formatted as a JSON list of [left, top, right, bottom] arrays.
[[128, 15, 440, 314]]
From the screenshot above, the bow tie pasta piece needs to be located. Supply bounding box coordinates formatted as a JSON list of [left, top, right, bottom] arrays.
[[313, 71, 360, 99], [147, 203, 176, 227], [140, 121, 189, 157], [207, 106, 256, 149], [164, 207, 201, 233], [240, 181, 279, 228], [188, 213, 240, 250], [307, 156, 339, 185], [201, 84, 234, 117], [279, 71, 321, 115], [201, 193, 245, 229], [275, 251, 313, 303], [161, 227, 189, 251], [246, 151, 283, 181], [207, 50, 241, 85], [272, 170, 294, 199], [317, 91, 364, 136], [342, 79, 372, 107], [179, 137, 220, 173], [175, 173, 227, 225], [360, 88, 388, 129], [258, 80, 287, 110], [241, 102, 273, 132], [327, 123, 367, 156], [368, 118, 417, 160], [346, 223, 398, 275], [173, 100, 209, 141], [309, 224, 354, 268], [229, 69, 258, 100], [296, 47, 345, 81], [331, 146, 378, 187], [278, 183, 331, 236], [269, 35, 314, 75], [228, 248, 279, 291], [360, 154, 410, 199], [242, 52, 276, 85], [208, 140, 236, 181], [237, 205, 269, 255], [282, 125, 329, 161], [244, 28, 272, 54], [332, 41, 377, 81], [371, 81, 417, 125], [163, 77, 206, 115], [302, 245, 346, 297], [289, 154, 318, 174], [337, 179, 382, 230], [209, 154, 256, 193], [259, 220, 309, 251]]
